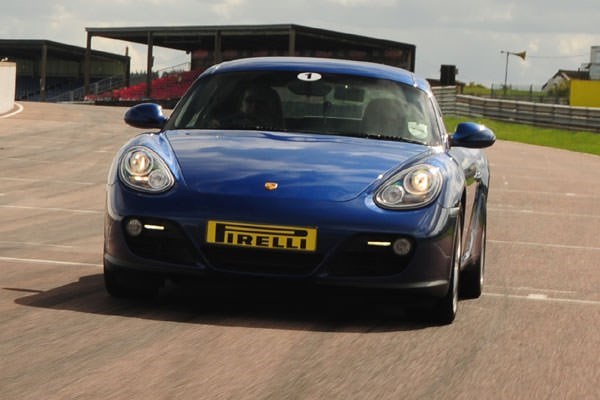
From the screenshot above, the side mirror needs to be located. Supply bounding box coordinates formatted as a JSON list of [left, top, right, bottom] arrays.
[[450, 122, 496, 148], [124, 103, 168, 129]]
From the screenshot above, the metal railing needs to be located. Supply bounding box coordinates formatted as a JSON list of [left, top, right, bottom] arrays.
[[432, 86, 457, 115], [432, 86, 600, 133], [455, 95, 600, 132], [47, 75, 127, 102], [48, 62, 194, 102]]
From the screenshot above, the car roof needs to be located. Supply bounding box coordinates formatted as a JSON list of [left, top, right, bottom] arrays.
[[203, 56, 432, 94]]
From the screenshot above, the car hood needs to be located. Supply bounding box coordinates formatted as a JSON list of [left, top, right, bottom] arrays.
[[166, 130, 431, 202]]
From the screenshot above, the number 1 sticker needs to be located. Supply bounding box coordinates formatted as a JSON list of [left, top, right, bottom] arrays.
[[297, 72, 322, 82]]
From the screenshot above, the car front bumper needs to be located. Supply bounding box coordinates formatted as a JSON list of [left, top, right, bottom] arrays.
[[104, 185, 459, 298]]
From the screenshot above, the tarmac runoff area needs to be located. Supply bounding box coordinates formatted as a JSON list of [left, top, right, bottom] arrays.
[[0, 101, 599, 399]]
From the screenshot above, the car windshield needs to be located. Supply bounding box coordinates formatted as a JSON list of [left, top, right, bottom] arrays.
[[167, 70, 441, 146]]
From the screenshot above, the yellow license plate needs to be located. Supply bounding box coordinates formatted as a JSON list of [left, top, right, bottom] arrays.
[[206, 220, 317, 252]]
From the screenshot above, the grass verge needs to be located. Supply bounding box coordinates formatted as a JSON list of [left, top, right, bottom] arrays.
[[444, 116, 600, 156]]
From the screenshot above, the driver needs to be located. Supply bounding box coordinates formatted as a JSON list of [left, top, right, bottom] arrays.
[[218, 85, 283, 130]]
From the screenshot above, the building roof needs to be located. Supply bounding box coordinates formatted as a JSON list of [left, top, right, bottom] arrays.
[[553, 69, 589, 81], [0, 39, 129, 63], [83, 24, 416, 98], [85, 24, 414, 57], [542, 69, 590, 91]]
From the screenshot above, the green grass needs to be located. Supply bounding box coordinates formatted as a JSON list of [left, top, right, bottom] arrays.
[[462, 86, 542, 98], [444, 116, 600, 156], [462, 84, 491, 96], [461, 84, 565, 102]]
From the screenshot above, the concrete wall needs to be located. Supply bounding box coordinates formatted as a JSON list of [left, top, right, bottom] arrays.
[[0, 62, 16, 114]]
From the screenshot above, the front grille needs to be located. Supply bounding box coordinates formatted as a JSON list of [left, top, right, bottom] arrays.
[[325, 234, 413, 277], [203, 246, 323, 275], [123, 218, 414, 278], [124, 218, 199, 265]]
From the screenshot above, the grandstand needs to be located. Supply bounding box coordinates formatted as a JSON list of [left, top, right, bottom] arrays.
[[84, 24, 416, 105], [0, 39, 129, 101], [117, 70, 201, 100], [87, 69, 202, 106], [2, 25, 416, 106]]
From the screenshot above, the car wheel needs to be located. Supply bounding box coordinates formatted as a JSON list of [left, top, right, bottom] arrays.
[[460, 223, 486, 299], [432, 212, 462, 325], [104, 263, 129, 298], [103, 261, 161, 298]]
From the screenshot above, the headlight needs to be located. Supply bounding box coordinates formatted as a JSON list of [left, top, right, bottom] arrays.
[[375, 164, 442, 209], [119, 147, 174, 193]]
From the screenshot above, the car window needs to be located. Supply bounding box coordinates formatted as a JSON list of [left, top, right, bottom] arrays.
[[167, 70, 441, 146]]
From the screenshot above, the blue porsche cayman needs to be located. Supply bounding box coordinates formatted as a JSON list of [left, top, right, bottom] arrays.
[[104, 57, 495, 324]]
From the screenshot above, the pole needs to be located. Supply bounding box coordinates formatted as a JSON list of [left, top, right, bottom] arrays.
[[501, 50, 526, 97], [84, 32, 91, 97], [146, 31, 153, 99], [503, 51, 509, 95], [40, 43, 47, 101]]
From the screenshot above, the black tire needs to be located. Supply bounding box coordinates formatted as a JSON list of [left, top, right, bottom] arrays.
[[460, 223, 486, 299], [103, 261, 161, 299], [104, 263, 129, 298], [431, 212, 462, 325]]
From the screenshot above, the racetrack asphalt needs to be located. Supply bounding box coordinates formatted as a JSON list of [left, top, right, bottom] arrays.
[[1, 102, 599, 399]]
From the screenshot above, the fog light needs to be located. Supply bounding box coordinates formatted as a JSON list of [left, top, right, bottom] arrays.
[[125, 218, 143, 237], [393, 238, 412, 256]]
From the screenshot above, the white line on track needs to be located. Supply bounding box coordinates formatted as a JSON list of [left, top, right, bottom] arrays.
[[486, 285, 577, 295], [0, 102, 24, 119], [493, 188, 600, 199], [484, 292, 600, 306], [494, 174, 600, 184], [6, 157, 100, 167], [0, 240, 74, 249], [0, 256, 102, 267], [488, 207, 600, 219], [488, 239, 600, 251], [0, 177, 97, 186], [2, 256, 598, 306], [1, 144, 45, 150], [0, 205, 103, 215]]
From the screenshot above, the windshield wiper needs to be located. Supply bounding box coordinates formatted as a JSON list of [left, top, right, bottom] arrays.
[[342, 132, 425, 145]]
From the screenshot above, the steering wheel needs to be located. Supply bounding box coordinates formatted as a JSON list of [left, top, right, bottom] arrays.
[[220, 113, 270, 130]]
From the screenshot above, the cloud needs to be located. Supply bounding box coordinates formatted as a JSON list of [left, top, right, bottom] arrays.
[[557, 34, 596, 58], [212, 0, 246, 18], [326, 0, 395, 6], [47, 5, 76, 32], [1, 0, 599, 85]]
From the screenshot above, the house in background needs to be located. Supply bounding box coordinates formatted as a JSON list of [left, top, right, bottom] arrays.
[[542, 46, 600, 107], [542, 69, 588, 95]]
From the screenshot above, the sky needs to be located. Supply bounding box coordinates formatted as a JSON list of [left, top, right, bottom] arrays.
[[1, 0, 599, 87]]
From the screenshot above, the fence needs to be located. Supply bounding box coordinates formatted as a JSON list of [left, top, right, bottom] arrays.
[[432, 87, 600, 133], [432, 86, 457, 116], [47, 75, 128, 102], [47, 63, 193, 103]]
